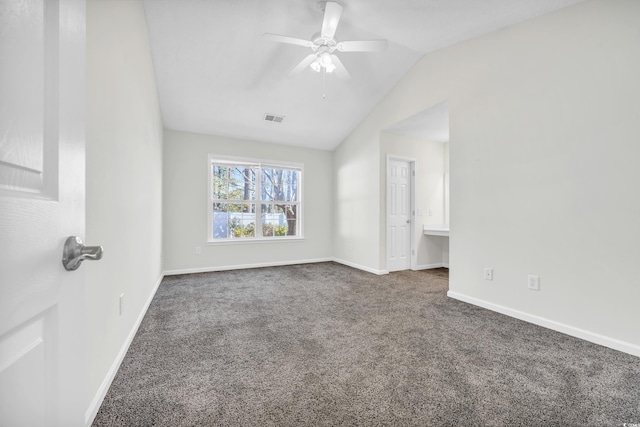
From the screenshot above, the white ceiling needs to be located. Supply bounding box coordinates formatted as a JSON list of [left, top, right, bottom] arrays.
[[142, 0, 583, 151]]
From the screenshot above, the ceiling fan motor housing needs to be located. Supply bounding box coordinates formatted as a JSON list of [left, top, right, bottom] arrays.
[[317, 1, 331, 12], [311, 32, 337, 53]]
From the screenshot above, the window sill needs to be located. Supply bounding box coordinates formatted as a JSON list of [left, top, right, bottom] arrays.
[[206, 236, 305, 245]]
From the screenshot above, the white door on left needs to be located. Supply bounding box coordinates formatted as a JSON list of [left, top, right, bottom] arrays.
[[0, 0, 89, 425], [387, 159, 412, 272]]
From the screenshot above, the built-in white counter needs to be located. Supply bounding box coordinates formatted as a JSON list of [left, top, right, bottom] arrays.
[[423, 224, 449, 237]]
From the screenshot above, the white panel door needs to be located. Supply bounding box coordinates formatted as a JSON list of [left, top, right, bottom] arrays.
[[387, 159, 411, 272], [0, 1, 87, 426]]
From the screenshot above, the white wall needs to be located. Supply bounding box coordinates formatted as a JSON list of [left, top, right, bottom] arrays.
[[85, 0, 164, 422], [380, 132, 447, 269], [163, 129, 333, 273], [333, 0, 640, 355], [333, 121, 383, 273]]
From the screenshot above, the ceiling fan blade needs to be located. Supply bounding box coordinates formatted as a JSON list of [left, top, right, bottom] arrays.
[[289, 54, 318, 77], [263, 33, 313, 48], [321, 2, 343, 40], [337, 40, 388, 52], [330, 55, 350, 80]]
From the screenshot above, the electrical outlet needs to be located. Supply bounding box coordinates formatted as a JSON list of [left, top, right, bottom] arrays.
[[195, 246, 202, 255], [528, 275, 540, 291], [119, 293, 125, 315], [484, 268, 493, 281], [428, 208, 433, 217]]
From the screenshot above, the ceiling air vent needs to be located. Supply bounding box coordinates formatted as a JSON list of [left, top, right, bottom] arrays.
[[264, 113, 285, 123]]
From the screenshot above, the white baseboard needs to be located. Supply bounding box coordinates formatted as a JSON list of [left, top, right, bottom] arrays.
[[163, 258, 333, 276], [413, 263, 447, 270], [165, 257, 390, 277], [447, 291, 640, 358], [332, 258, 389, 275], [84, 273, 164, 426]]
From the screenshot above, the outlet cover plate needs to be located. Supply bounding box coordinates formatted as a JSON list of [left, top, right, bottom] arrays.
[[528, 275, 540, 291], [119, 293, 125, 315]]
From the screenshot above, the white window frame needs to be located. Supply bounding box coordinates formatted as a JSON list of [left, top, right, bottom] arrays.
[[207, 154, 304, 244]]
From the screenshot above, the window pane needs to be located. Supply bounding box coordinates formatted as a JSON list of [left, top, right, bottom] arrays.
[[261, 168, 274, 201], [213, 203, 256, 239], [212, 203, 228, 239], [283, 204, 298, 236], [228, 204, 256, 238], [212, 166, 229, 201], [261, 168, 298, 202], [284, 169, 299, 202], [228, 168, 243, 199], [262, 203, 278, 236], [213, 165, 255, 201], [229, 167, 255, 200], [246, 168, 256, 200], [285, 221, 296, 236], [261, 203, 297, 237]]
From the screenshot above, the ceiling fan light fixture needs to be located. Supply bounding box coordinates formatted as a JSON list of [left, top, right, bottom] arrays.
[[320, 53, 332, 67], [307, 53, 335, 73], [310, 59, 322, 72]]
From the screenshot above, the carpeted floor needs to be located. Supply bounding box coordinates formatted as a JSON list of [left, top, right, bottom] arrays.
[[93, 262, 640, 426]]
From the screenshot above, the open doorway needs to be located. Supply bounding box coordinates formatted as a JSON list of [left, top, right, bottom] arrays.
[[383, 101, 450, 272]]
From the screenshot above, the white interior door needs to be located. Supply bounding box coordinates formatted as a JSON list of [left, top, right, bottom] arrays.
[[387, 159, 412, 272], [0, 1, 87, 425]]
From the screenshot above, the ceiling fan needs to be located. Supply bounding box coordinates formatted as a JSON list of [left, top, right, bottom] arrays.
[[263, 1, 388, 80]]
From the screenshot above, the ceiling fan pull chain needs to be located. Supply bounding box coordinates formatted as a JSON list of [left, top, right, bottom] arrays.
[[323, 67, 327, 99]]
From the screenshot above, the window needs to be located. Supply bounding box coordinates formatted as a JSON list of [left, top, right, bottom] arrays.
[[208, 155, 302, 242]]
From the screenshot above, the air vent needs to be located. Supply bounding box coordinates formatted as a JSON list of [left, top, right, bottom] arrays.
[[264, 113, 285, 123]]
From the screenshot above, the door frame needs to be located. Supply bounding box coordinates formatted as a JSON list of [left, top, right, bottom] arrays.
[[386, 154, 416, 271]]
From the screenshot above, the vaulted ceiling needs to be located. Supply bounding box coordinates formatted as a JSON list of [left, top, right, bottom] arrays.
[[143, 0, 583, 151]]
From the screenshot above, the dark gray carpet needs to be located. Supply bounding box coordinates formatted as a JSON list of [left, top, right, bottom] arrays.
[[93, 262, 640, 426]]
